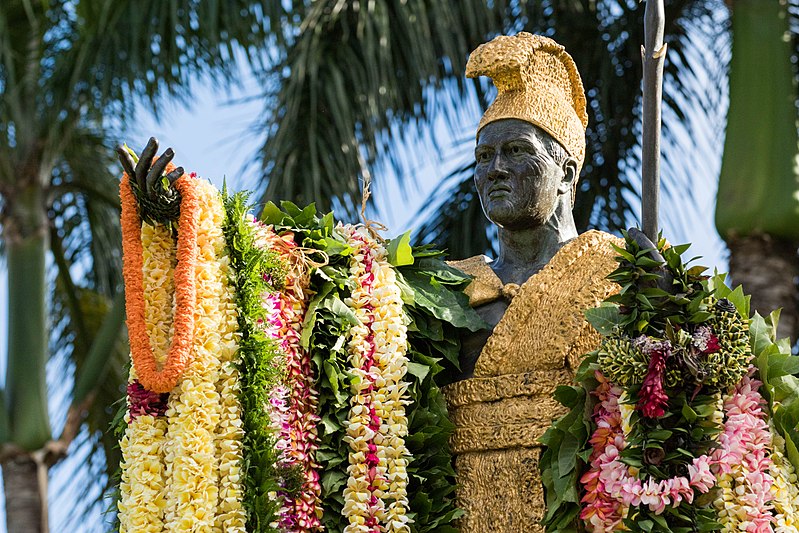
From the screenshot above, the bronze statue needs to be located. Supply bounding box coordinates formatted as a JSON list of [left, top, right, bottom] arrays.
[[444, 33, 622, 531]]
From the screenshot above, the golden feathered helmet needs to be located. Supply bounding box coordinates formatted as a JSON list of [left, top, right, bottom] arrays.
[[467, 32, 588, 172]]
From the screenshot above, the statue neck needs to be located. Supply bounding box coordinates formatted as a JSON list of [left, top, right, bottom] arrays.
[[492, 198, 578, 285]]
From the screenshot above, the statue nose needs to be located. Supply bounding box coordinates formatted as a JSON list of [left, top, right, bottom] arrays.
[[487, 154, 510, 181]]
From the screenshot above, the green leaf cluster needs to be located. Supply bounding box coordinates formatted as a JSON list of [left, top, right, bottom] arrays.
[[222, 190, 290, 532], [752, 309, 799, 474], [539, 354, 596, 532], [603, 233, 713, 336], [542, 235, 767, 531]]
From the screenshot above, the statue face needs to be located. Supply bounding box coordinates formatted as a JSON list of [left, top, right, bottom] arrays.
[[474, 119, 573, 230]]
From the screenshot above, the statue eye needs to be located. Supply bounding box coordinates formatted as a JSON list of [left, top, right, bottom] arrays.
[[476, 150, 492, 164], [510, 145, 523, 155]]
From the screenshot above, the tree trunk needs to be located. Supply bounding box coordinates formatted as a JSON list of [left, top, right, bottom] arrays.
[[2, 455, 47, 533], [727, 233, 799, 344], [3, 180, 52, 533]]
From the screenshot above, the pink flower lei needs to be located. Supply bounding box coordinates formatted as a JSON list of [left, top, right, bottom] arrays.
[[255, 223, 322, 532], [581, 369, 775, 531]]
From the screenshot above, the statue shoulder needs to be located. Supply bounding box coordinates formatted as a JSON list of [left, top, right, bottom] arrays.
[[447, 255, 503, 307], [564, 230, 623, 272]]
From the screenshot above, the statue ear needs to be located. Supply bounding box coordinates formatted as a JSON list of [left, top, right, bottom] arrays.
[[558, 157, 578, 195]]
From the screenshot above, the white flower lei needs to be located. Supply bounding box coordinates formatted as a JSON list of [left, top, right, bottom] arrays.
[[341, 225, 412, 533]]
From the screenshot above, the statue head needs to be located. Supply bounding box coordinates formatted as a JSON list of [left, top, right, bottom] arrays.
[[475, 119, 577, 230], [467, 33, 588, 231]]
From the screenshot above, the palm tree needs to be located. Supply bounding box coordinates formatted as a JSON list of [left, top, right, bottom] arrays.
[[0, 2, 282, 530], [256, 0, 725, 259], [716, 0, 799, 343]]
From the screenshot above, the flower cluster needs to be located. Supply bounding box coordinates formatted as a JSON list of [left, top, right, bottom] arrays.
[[633, 337, 672, 418], [341, 226, 412, 533], [161, 178, 245, 532], [127, 380, 169, 420], [581, 369, 781, 531], [253, 221, 322, 532], [118, 217, 177, 532], [769, 424, 799, 532]]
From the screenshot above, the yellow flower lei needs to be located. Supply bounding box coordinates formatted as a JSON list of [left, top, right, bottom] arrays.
[[769, 422, 799, 532], [118, 222, 175, 532], [162, 179, 243, 532], [341, 226, 412, 533], [119, 180, 246, 532]]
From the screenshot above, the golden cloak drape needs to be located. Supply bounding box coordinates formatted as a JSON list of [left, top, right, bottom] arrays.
[[444, 230, 621, 532]]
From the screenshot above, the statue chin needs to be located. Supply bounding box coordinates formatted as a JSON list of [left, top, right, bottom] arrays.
[[485, 204, 550, 232]]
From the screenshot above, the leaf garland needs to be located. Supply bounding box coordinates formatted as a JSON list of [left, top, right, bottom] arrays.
[[540, 232, 765, 532], [222, 190, 289, 532], [259, 201, 481, 532]]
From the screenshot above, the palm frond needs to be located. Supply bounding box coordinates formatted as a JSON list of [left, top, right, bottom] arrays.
[[255, 0, 516, 217], [256, 0, 726, 258]]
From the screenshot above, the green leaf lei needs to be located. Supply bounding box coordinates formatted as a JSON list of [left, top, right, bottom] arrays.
[[222, 190, 290, 531]]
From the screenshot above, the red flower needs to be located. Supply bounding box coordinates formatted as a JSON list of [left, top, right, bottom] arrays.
[[636, 339, 672, 419], [127, 379, 169, 420]]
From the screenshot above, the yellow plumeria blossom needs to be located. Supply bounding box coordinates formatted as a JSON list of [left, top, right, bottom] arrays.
[[119, 222, 175, 532], [770, 421, 799, 532], [214, 233, 247, 531], [341, 225, 412, 533], [161, 178, 246, 532]]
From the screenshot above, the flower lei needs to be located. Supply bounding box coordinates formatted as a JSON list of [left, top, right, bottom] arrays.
[[253, 221, 323, 532], [161, 178, 245, 531], [581, 370, 777, 531], [340, 225, 412, 533], [120, 171, 199, 393], [118, 221, 175, 532], [118, 176, 247, 532], [768, 424, 799, 532], [542, 233, 799, 532]]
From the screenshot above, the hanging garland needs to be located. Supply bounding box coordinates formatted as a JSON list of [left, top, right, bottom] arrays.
[[118, 174, 248, 531], [251, 220, 322, 531], [117, 179, 484, 532], [541, 232, 799, 533], [340, 225, 412, 533], [120, 172, 200, 393]]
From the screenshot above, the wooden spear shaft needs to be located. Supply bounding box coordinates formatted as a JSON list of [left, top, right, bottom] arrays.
[[641, 0, 667, 242]]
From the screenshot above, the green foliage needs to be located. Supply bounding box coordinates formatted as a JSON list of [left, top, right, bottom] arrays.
[[541, 234, 765, 531], [539, 354, 596, 532], [604, 233, 713, 336], [752, 310, 799, 474], [222, 190, 289, 531], [257, 1, 725, 259]]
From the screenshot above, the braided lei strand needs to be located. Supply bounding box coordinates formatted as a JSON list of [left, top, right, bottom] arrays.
[[252, 221, 323, 531], [341, 225, 412, 533]]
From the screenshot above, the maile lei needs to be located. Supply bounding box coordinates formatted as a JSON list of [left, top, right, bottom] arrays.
[[541, 232, 799, 533]]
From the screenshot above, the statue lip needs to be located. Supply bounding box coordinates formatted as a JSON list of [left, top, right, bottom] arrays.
[[488, 184, 512, 196]]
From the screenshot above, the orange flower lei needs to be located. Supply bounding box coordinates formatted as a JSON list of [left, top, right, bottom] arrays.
[[120, 170, 199, 393]]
